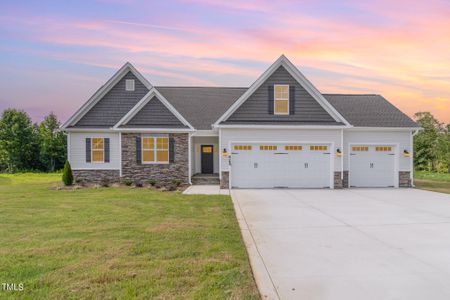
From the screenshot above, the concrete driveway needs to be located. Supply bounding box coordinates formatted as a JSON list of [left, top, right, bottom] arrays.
[[232, 188, 450, 300]]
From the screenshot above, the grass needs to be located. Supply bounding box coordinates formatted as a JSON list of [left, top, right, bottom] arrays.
[[0, 173, 259, 299], [414, 171, 450, 194]]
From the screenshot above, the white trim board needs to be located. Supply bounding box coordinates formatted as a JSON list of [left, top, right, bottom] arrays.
[[213, 55, 350, 127], [61, 62, 153, 129], [113, 88, 195, 130]]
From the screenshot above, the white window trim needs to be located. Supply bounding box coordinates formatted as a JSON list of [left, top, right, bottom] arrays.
[[91, 137, 105, 163], [274, 84, 289, 115], [125, 79, 135, 91], [141, 135, 169, 165]]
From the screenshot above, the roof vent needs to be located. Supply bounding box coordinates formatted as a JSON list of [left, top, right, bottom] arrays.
[[125, 79, 135, 91]]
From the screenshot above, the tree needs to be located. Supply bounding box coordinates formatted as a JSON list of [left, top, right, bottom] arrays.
[[62, 160, 73, 186], [0, 109, 36, 172], [39, 113, 66, 171], [414, 112, 449, 172]]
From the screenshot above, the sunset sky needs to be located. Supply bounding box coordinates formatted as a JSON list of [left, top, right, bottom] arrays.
[[0, 0, 449, 124]]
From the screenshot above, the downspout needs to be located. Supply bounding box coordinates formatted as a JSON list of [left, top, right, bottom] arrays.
[[119, 132, 122, 178], [410, 129, 420, 187], [188, 132, 192, 185], [341, 129, 344, 181]]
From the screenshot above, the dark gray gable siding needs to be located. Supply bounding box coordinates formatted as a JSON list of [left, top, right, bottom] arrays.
[[223, 66, 338, 124], [121, 96, 188, 128], [73, 71, 149, 127]]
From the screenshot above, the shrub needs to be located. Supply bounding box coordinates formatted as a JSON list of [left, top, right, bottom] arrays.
[[62, 161, 73, 186], [154, 183, 162, 189], [148, 179, 157, 186], [172, 179, 182, 187], [75, 178, 85, 185], [123, 179, 133, 186], [166, 184, 177, 191], [100, 178, 110, 187], [134, 180, 143, 188]]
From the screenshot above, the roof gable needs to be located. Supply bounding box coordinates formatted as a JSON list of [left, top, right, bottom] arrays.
[[114, 88, 194, 130], [214, 55, 350, 127], [61, 62, 152, 129], [224, 65, 339, 124], [121, 96, 187, 128]]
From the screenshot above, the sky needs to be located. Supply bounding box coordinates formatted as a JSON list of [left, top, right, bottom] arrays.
[[0, 0, 449, 124]]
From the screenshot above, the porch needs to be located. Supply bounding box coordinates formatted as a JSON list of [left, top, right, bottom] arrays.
[[190, 135, 220, 185]]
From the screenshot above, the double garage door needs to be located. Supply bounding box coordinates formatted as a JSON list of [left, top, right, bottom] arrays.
[[231, 143, 332, 188]]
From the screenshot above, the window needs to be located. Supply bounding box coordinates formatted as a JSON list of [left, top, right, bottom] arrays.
[[202, 146, 213, 153], [376, 146, 392, 152], [352, 146, 369, 152], [260, 145, 278, 151], [285, 145, 303, 151], [125, 79, 135, 91], [310, 145, 328, 151], [142, 136, 169, 163], [92, 138, 104, 162], [274, 84, 289, 115], [234, 145, 252, 151]]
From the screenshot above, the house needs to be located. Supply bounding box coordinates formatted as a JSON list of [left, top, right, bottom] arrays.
[[61, 55, 420, 189]]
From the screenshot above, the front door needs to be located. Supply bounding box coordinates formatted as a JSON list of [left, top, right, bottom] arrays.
[[201, 145, 214, 174]]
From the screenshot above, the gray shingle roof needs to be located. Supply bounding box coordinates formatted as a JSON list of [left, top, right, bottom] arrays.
[[156, 87, 246, 130], [323, 94, 418, 128]]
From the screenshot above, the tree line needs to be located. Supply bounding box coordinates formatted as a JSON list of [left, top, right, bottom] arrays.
[[0, 109, 66, 172], [0, 108, 449, 173]]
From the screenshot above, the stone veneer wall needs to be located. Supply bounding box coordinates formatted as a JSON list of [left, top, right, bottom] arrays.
[[220, 171, 229, 189], [399, 171, 411, 187], [333, 171, 349, 189], [121, 133, 189, 184], [73, 170, 120, 183]]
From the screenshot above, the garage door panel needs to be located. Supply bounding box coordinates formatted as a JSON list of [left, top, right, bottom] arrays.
[[231, 143, 331, 188], [349, 145, 396, 188]]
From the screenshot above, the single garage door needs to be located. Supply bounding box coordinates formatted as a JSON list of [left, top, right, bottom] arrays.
[[230, 143, 332, 188], [349, 145, 396, 187]]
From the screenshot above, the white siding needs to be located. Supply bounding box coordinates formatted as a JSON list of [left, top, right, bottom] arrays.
[[193, 136, 219, 174], [220, 128, 342, 172], [343, 130, 412, 171], [68, 132, 121, 170]]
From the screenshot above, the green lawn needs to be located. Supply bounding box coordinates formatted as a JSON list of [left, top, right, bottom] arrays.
[[0, 173, 259, 299], [414, 171, 450, 194]]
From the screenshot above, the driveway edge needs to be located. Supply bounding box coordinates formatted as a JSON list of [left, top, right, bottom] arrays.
[[231, 191, 280, 300]]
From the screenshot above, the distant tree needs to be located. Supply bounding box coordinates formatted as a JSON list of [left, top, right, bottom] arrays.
[[62, 160, 73, 186], [414, 112, 449, 172], [39, 113, 66, 171], [0, 109, 36, 172]]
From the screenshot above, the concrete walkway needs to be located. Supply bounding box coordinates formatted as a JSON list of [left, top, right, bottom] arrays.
[[183, 185, 230, 195], [232, 188, 450, 300]]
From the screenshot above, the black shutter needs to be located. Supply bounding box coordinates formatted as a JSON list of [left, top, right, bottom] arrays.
[[289, 86, 295, 115], [86, 138, 91, 163], [268, 85, 274, 115], [169, 137, 175, 163], [136, 136, 141, 164], [104, 138, 110, 163]]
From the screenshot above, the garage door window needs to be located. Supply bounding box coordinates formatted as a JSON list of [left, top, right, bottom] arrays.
[[260, 145, 278, 151], [285, 145, 303, 151], [310, 145, 328, 151], [234, 145, 252, 150], [376, 146, 392, 152], [352, 146, 369, 151]]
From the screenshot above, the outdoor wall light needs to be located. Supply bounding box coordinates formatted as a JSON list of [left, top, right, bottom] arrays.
[[336, 148, 342, 157], [403, 149, 411, 157], [222, 148, 229, 157]]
